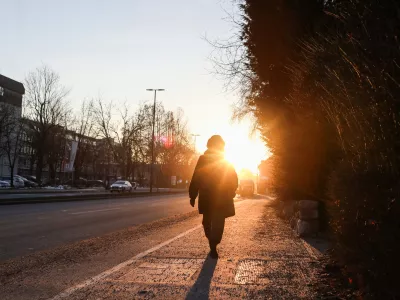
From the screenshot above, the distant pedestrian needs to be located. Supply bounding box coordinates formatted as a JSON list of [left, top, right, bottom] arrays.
[[189, 135, 238, 258]]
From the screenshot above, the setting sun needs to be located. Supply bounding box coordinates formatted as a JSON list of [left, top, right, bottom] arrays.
[[225, 138, 267, 174], [197, 122, 270, 174]]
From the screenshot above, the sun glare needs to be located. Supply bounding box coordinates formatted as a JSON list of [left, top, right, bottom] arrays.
[[198, 123, 271, 175], [224, 134, 268, 174]]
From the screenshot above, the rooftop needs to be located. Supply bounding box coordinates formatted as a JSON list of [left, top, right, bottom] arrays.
[[0, 74, 25, 95]]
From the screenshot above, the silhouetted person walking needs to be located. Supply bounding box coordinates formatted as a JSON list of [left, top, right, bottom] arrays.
[[189, 135, 238, 258]]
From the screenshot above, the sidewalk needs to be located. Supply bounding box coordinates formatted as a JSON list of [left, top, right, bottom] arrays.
[[54, 199, 325, 299]]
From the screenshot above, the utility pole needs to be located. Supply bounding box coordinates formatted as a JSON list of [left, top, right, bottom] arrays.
[[191, 134, 200, 152], [146, 88, 165, 193]]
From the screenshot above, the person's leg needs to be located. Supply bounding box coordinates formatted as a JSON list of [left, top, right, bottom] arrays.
[[211, 215, 225, 245], [207, 214, 225, 258], [203, 213, 217, 257], [202, 214, 211, 239]]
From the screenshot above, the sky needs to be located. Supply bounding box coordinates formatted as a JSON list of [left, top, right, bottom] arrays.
[[1, 0, 269, 173]]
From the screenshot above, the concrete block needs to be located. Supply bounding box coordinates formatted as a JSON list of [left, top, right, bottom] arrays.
[[299, 208, 319, 220], [296, 219, 319, 237], [298, 200, 319, 210]]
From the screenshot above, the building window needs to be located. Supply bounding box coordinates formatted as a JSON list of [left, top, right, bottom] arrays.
[[0, 86, 4, 96]]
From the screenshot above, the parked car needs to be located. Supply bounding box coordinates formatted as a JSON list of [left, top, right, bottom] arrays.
[[110, 181, 132, 193], [131, 182, 138, 190], [64, 177, 87, 187], [238, 179, 255, 197], [1, 176, 25, 188], [0, 180, 10, 188], [87, 180, 105, 188], [23, 175, 41, 186], [15, 175, 39, 188], [42, 178, 63, 187]]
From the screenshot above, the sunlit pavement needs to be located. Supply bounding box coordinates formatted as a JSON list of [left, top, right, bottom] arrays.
[[0, 197, 325, 299]]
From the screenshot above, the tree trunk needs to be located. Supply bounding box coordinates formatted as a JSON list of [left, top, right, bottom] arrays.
[[74, 168, 81, 183], [132, 162, 136, 182], [10, 164, 14, 188], [92, 161, 97, 180], [29, 154, 35, 175], [36, 150, 44, 183], [49, 162, 56, 185]]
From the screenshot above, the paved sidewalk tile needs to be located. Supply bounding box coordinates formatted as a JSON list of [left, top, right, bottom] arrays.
[[67, 199, 323, 299]]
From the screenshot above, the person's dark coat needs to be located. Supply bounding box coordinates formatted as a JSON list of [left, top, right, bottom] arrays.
[[189, 149, 238, 218]]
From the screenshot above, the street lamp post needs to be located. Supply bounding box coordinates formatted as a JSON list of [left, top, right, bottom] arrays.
[[191, 134, 200, 152], [146, 88, 165, 193]]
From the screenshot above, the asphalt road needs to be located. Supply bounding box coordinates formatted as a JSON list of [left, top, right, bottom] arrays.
[[0, 193, 194, 261], [0, 187, 177, 200]]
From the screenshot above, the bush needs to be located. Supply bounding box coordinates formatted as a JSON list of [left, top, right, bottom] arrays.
[[234, 0, 400, 297], [328, 162, 400, 297]]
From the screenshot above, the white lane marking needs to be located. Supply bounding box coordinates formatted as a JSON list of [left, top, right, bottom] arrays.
[[68, 208, 121, 215], [49, 224, 202, 300]]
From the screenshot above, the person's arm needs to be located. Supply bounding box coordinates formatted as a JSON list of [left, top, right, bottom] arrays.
[[229, 165, 239, 198], [233, 169, 238, 191], [189, 157, 203, 206]]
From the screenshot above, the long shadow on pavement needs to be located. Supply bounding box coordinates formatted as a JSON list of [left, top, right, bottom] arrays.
[[185, 256, 218, 300]]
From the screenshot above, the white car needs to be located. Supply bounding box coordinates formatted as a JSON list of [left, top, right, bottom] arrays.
[[0, 180, 10, 188], [1, 176, 25, 188], [110, 181, 132, 193]]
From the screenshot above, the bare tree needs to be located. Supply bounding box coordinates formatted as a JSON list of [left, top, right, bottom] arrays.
[[94, 99, 148, 180], [155, 107, 196, 186], [24, 65, 69, 183], [70, 99, 98, 181], [93, 98, 196, 187], [47, 124, 68, 184], [92, 98, 114, 181]]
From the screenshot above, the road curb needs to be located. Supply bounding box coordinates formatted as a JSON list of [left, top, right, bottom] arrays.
[[0, 191, 187, 205]]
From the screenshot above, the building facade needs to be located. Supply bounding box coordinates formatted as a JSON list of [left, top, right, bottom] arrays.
[[0, 74, 24, 178]]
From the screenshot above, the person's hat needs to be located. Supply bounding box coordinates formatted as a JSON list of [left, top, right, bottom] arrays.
[[207, 135, 225, 150]]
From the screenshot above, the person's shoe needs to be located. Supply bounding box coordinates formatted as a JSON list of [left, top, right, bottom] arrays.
[[209, 243, 218, 259], [209, 249, 218, 259]]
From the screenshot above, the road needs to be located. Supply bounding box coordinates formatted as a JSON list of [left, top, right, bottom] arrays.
[[0, 193, 194, 261], [0, 187, 179, 200]]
